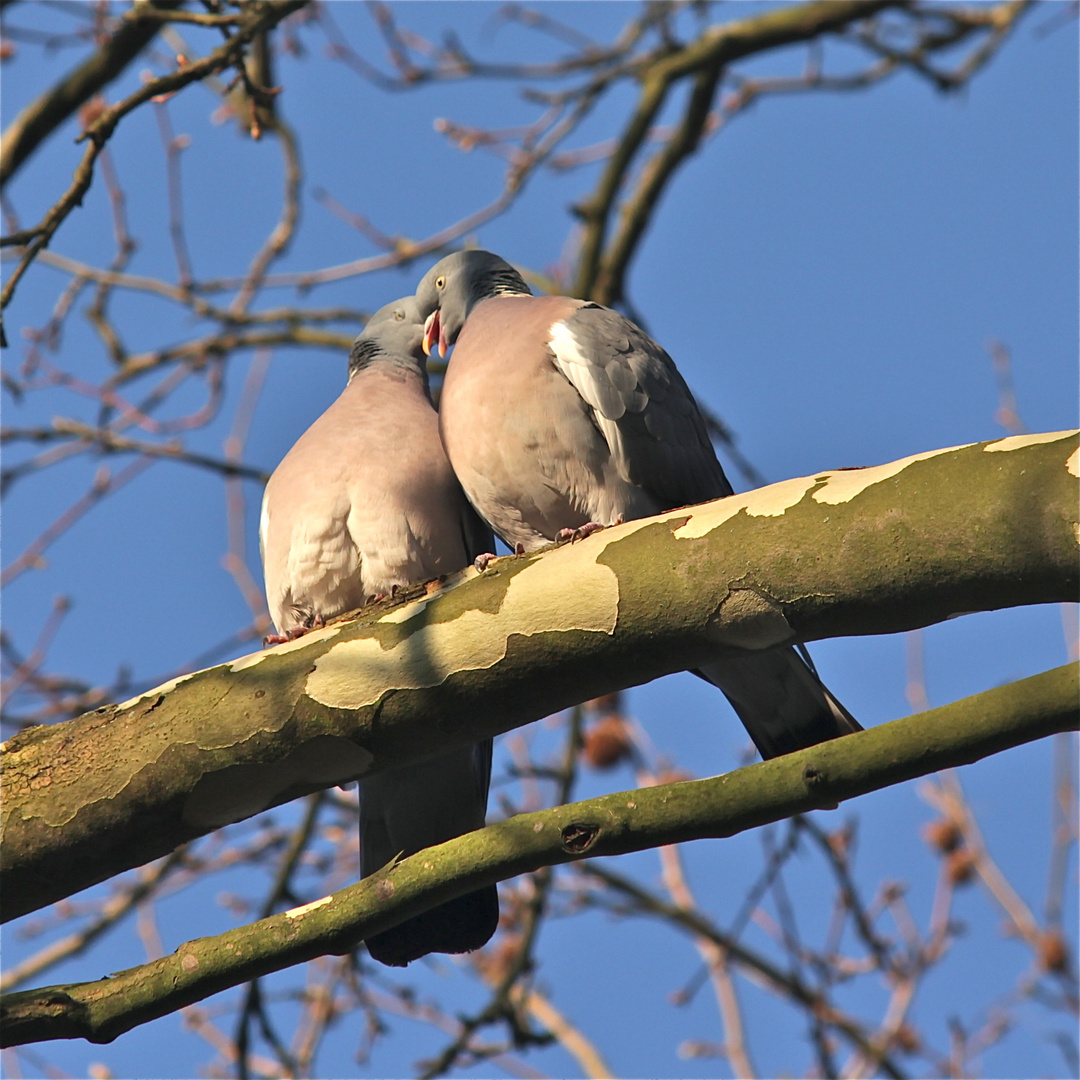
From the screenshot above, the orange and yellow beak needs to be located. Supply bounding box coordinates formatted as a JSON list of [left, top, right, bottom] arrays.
[[422, 310, 443, 358]]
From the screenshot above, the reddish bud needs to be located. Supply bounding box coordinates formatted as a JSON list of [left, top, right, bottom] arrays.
[[945, 848, 976, 886], [1036, 929, 1069, 973], [921, 818, 963, 854], [78, 95, 108, 131], [582, 715, 632, 769]]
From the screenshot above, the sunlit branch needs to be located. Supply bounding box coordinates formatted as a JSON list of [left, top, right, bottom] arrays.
[[1, 419, 270, 485], [3, 432, 1075, 916], [5, 664, 1074, 1048]]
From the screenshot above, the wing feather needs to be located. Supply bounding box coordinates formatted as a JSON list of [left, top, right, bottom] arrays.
[[547, 306, 733, 509]]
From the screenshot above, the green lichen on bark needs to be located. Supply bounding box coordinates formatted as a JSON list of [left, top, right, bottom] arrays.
[[3, 432, 1077, 920], [3, 663, 1075, 1048]]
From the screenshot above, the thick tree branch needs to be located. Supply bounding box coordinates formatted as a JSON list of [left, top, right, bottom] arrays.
[[592, 60, 723, 307], [571, 0, 901, 301], [3, 663, 1076, 1048], [570, 0, 1031, 305], [3, 431, 1077, 919]]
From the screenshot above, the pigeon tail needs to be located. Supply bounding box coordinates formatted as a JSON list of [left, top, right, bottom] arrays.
[[365, 887, 499, 967], [696, 646, 861, 761], [359, 742, 496, 965]]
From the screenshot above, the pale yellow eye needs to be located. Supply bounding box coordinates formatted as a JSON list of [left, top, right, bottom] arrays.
[[435, 275, 446, 290], [394, 310, 404, 320]]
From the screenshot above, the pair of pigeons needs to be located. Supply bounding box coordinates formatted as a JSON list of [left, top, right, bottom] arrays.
[[259, 249, 860, 967]]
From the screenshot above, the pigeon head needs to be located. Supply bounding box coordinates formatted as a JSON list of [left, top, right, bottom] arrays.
[[415, 250, 532, 358], [348, 295, 426, 380]]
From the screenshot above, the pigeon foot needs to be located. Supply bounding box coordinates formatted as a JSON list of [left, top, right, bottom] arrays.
[[263, 613, 326, 648], [555, 517, 621, 544]]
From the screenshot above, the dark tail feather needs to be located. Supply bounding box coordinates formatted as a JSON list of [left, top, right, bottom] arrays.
[[365, 886, 499, 968], [359, 741, 497, 966], [696, 646, 861, 760]]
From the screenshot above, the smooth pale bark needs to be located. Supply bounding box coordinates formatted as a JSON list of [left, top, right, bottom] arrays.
[[2, 664, 1076, 1048], [3, 431, 1077, 919]]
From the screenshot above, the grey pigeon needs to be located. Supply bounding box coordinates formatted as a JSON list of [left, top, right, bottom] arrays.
[[259, 296, 498, 966], [415, 251, 860, 760]]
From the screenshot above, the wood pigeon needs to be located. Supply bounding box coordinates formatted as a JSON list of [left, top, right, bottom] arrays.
[[259, 296, 498, 966], [415, 250, 861, 760]]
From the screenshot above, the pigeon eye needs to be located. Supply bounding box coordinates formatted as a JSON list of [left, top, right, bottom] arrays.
[[435, 275, 446, 290], [394, 310, 404, 320]]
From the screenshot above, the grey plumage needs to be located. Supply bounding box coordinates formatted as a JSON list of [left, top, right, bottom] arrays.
[[415, 251, 860, 760], [259, 295, 497, 966]]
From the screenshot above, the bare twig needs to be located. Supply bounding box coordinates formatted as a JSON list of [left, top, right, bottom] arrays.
[[0, 0, 185, 186], [0, 0, 308, 313], [1, 456, 155, 588]]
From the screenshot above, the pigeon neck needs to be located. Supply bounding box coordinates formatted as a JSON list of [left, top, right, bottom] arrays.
[[347, 340, 425, 384], [477, 266, 532, 303]]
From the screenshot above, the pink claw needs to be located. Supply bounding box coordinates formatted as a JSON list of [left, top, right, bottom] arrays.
[[555, 521, 608, 544], [263, 613, 325, 648]]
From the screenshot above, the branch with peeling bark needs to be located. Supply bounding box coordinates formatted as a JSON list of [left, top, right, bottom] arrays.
[[3, 431, 1076, 922], [3, 661, 1076, 1048]]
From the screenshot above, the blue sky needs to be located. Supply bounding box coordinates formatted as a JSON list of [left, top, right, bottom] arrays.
[[2, 3, 1077, 1078]]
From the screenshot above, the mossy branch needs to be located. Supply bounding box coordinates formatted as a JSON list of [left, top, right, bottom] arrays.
[[3, 432, 1077, 920], [3, 663, 1076, 1048]]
